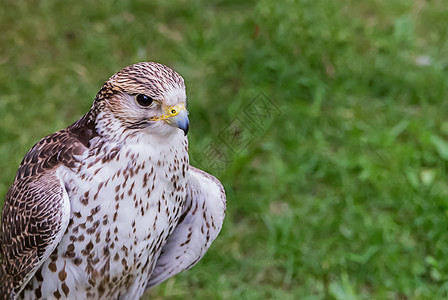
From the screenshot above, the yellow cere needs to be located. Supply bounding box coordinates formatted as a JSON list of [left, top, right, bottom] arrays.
[[150, 103, 186, 121]]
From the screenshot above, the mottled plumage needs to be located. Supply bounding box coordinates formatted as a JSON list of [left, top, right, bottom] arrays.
[[0, 62, 226, 300]]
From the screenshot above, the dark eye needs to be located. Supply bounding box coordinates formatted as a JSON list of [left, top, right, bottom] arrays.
[[135, 94, 154, 107]]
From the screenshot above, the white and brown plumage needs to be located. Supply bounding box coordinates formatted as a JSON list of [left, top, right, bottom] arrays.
[[0, 62, 226, 300]]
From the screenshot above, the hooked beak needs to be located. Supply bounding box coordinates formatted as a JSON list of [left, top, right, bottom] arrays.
[[169, 109, 189, 135], [150, 103, 189, 135]]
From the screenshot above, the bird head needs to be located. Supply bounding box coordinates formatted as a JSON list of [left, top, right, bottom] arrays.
[[93, 62, 189, 138]]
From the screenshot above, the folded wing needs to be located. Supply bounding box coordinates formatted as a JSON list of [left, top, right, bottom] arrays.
[[0, 171, 71, 299], [146, 166, 226, 289], [0, 130, 83, 300]]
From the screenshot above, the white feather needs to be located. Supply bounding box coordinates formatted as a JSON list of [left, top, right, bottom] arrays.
[[146, 166, 226, 289]]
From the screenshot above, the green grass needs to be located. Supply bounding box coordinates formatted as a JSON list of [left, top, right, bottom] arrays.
[[2, 0, 448, 298]]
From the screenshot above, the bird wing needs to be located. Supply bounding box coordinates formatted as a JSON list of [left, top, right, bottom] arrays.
[[0, 125, 91, 299], [0, 172, 71, 299], [146, 166, 226, 289]]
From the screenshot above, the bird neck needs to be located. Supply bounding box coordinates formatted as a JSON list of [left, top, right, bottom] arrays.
[[68, 109, 99, 148]]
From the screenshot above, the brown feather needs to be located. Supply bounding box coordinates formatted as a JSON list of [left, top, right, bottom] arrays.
[[0, 113, 96, 299]]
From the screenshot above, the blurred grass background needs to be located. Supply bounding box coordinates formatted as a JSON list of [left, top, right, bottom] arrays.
[[1, 0, 448, 299]]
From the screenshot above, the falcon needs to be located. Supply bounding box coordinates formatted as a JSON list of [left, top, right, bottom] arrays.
[[0, 62, 226, 300]]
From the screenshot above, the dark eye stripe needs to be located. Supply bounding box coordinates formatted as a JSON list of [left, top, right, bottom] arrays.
[[135, 94, 154, 107], [127, 120, 150, 129]]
